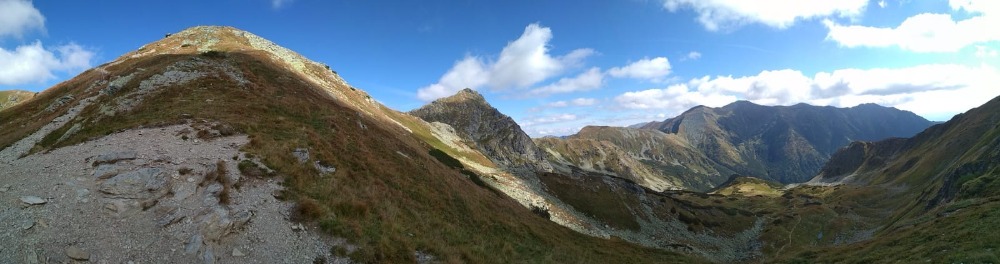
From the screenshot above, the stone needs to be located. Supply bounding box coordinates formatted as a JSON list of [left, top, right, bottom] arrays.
[[23, 250, 41, 264], [20, 196, 46, 205], [185, 234, 203, 254], [93, 164, 120, 179], [231, 209, 253, 229], [104, 203, 118, 212], [65, 245, 90, 261], [202, 248, 216, 264], [19, 219, 34, 230], [91, 151, 138, 166], [313, 161, 336, 175], [292, 148, 309, 163], [99, 168, 167, 198], [232, 248, 245, 257], [0, 184, 10, 192]]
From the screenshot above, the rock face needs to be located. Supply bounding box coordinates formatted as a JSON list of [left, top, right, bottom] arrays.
[[410, 88, 550, 174], [641, 101, 934, 183]]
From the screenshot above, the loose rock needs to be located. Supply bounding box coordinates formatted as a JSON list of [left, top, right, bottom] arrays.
[[91, 151, 138, 166], [20, 196, 46, 205], [65, 245, 90, 260], [232, 248, 245, 257]]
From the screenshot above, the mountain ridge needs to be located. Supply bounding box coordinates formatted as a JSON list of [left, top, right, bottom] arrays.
[[640, 100, 933, 183]]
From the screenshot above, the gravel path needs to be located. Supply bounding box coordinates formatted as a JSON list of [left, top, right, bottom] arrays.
[[0, 124, 348, 264]]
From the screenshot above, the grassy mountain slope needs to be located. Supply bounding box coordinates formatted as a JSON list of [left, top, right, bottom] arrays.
[[0, 26, 697, 263], [774, 95, 1000, 262]]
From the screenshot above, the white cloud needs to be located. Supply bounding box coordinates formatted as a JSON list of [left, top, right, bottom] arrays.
[[663, 0, 868, 31], [416, 56, 489, 101], [271, 0, 293, 9], [0, 0, 44, 39], [528, 68, 604, 96], [417, 23, 594, 101], [615, 84, 739, 113], [824, 0, 1000, 52], [686, 51, 702, 60], [570, 98, 598, 106], [976, 45, 998, 58], [615, 64, 1000, 120], [521, 113, 579, 127], [608, 57, 672, 81], [0, 41, 94, 86], [541, 98, 598, 109], [0, 1, 96, 87], [878, 0, 887, 8]]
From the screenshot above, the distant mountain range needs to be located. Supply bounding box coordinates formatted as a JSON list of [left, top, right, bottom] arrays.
[[640, 101, 934, 183]]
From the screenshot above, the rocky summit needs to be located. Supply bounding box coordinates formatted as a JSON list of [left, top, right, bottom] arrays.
[[410, 88, 551, 175]]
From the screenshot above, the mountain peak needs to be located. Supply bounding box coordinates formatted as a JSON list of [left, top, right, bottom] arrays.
[[434, 88, 485, 104], [454, 87, 483, 97]]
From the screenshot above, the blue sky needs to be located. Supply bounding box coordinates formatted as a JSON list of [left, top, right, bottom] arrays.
[[2, 0, 998, 136]]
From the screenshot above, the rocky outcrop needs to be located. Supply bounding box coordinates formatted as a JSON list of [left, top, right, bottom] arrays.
[[410, 88, 551, 174]]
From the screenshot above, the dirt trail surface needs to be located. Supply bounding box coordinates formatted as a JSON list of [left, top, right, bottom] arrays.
[[0, 124, 348, 264]]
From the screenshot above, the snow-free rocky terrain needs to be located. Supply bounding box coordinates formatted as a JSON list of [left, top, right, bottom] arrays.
[[0, 123, 348, 264]]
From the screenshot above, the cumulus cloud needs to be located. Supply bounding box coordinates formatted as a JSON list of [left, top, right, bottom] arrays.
[[417, 23, 594, 101], [608, 57, 672, 82], [615, 64, 1000, 120], [0, 42, 95, 85], [824, 0, 1000, 52], [662, 0, 868, 31], [416, 56, 489, 101], [528, 68, 604, 96], [0, 1, 96, 87], [0, 0, 44, 39]]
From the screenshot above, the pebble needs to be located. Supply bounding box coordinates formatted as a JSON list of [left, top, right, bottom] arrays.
[[65, 245, 90, 260], [20, 196, 47, 205], [0, 184, 10, 192], [19, 219, 35, 230], [232, 248, 245, 257]]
